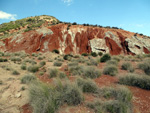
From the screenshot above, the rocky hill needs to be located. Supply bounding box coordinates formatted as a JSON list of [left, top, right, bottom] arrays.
[[0, 15, 150, 55]]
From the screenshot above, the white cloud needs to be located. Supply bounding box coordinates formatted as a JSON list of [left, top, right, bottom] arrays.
[[135, 24, 144, 28], [62, 0, 73, 6], [0, 11, 17, 20]]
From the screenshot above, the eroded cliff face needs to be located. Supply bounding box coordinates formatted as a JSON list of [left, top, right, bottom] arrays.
[[0, 23, 150, 55]]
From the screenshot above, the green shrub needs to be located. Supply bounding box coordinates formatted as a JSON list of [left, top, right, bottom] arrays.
[[63, 54, 72, 60], [49, 68, 59, 78], [21, 65, 26, 70], [21, 74, 36, 84], [103, 65, 118, 76], [12, 70, 20, 75], [87, 86, 132, 113], [112, 56, 120, 62], [0, 58, 8, 62], [39, 61, 46, 67], [101, 87, 132, 103], [63, 83, 83, 105], [29, 79, 83, 113], [0, 52, 4, 56], [39, 71, 44, 76], [69, 65, 83, 76], [29, 81, 61, 113], [103, 100, 129, 113], [52, 49, 59, 54], [38, 56, 44, 60], [138, 62, 150, 75], [119, 73, 150, 90], [53, 61, 62, 67], [121, 62, 134, 72], [98, 52, 103, 56], [59, 72, 67, 79], [68, 62, 78, 67], [32, 53, 38, 57], [76, 78, 98, 93], [91, 52, 98, 57], [106, 60, 118, 66], [82, 66, 101, 79], [10, 57, 21, 62], [82, 53, 88, 56], [28, 65, 39, 73], [86, 59, 98, 66], [0, 80, 3, 85], [100, 54, 111, 62]]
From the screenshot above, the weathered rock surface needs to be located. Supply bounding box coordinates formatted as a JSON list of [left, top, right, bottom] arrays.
[[0, 23, 150, 55]]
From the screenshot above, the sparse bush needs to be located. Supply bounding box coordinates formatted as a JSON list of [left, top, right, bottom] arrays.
[[0, 58, 8, 62], [91, 52, 98, 57], [106, 60, 118, 66], [63, 83, 83, 105], [86, 59, 98, 66], [29, 79, 83, 113], [63, 54, 72, 60], [32, 53, 38, 57], [101, 87, 132, 103], [59, 72, 67, 79], [68, 62, 78, 67], [100, 54, 111, 62], [82, 53, 88, 56], [10, 57, 21, 62], [0, 80, 3, 85], [87, 86, 132, 113], [21, 65, 26, 70], [138, 61, 150, 75], [21, 74, 36, 84], [98, 52, 103, 56], [69, 65, 83, 76], [121, 62, 134, 72], [28, 65, 39, 73], [53, 61, 62, 67], [112, 56, 120, 62], [38, 57, 43, 60], [76, 78, 98, 93], [29, 81, 62, 113], [49, 68, 59, 78], [12, 70, 20, 75], [52, 49, 59, 54], [82, 66, 101, 79], [39, 71, 44, 76], [103, 65, 118, 76], [103, 100, 129, 113], [119, 73, 150, 90], [39, 61, 46, 67]]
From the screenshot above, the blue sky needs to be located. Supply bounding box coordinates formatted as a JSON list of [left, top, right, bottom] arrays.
[[0, 0, 150, 36]]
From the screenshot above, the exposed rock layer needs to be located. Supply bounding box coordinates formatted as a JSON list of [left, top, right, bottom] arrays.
[[0, 24, 150, 55]]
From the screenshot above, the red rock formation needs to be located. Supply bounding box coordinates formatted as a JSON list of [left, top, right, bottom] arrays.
[[0, 23, 149, 55], [143, 47, 150, 54]]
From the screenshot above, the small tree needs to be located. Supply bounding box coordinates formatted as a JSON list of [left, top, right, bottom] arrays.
[[100, 54, 111, 62]]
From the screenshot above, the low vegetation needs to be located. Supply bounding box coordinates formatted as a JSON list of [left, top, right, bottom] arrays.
[[121, 62, 134, 72], [100, 54, 111, 62], [29, 80, 83, 113], [76, 77, 99, 93], [87, 86, 132, 113], [21, 74, 36, 84], [119, 73, 150, 90], [103, 65, 118, 76], [138, 61, 150, 75], [28, 65, 39, 73], [53, 61, 62, 67]]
